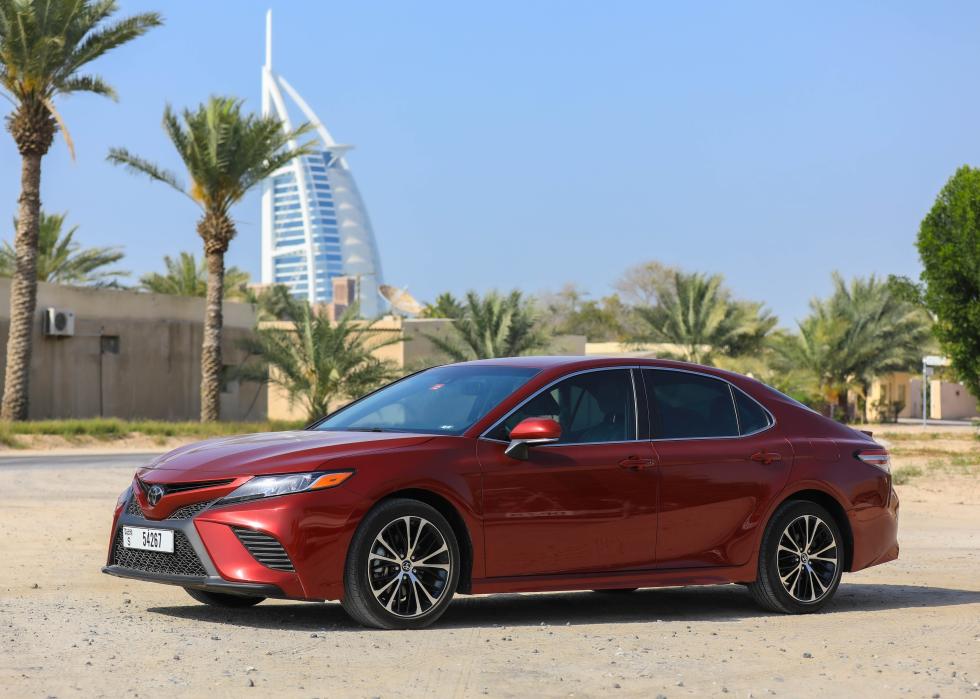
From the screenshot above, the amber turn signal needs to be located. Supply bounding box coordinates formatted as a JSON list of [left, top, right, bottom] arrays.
[[311, 471, 354, 490]]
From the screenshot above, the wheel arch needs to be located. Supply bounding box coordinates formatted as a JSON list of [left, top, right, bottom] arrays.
[[378, 488, 474, 594], [779, 488, 854, 572]]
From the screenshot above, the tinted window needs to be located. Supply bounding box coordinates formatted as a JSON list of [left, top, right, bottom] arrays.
[[733, 388, 772, 435], [644, 370, 738, 439], [488, 369, 636, 444], [316, 365, 539, 435]]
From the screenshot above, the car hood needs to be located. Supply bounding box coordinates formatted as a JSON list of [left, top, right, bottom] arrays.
[[137, 430, 434, 481]]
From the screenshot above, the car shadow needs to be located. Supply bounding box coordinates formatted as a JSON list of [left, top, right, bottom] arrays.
[[148, 582, 980, 632]]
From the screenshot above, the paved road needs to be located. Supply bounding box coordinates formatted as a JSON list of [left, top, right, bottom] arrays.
[[0, 451, 161, 469]]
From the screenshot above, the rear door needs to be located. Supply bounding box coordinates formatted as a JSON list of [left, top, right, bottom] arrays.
[[643, 369, 792, 569]]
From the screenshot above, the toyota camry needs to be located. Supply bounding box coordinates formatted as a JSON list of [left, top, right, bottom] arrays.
[[103, 356, 899, 629]]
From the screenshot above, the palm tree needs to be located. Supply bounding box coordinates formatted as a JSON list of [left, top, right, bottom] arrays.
[[773, 273, 933, 420], [0, 211, 126, 285], [631, 270, 776, 364], [0, 0, 161, 420], [241, 283, 302, 322], [420, 292, 464, 319], [139, 252, 250, 300], [235, 304, 397, 422], [425, 290, 549, 361], [108, 97, 313, 421]]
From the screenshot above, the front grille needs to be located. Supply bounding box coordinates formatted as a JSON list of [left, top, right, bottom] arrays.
[[233, 527, 295, 572], [125, 495, 143, 517], [167, 500, 216, 520], [136, 477, 234, 496], [111, 528, 207, 577]]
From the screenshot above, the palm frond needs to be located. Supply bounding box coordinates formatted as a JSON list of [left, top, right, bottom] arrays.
[[106, 146, 190, 198]]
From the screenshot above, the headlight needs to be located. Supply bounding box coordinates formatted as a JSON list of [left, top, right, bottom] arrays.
[[220, 471, 354, 506]]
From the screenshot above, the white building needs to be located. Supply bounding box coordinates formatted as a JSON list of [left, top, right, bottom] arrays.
[[260, 11, 384, 316]]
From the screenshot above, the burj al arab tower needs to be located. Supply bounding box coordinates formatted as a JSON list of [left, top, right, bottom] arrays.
[[260, 11, 384, 316]]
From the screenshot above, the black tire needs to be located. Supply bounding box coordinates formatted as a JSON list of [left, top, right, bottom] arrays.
[[748, 500, 844, 614], [184, 588, 265, 608], [341, 498, 460, 630], [593, 588, 639, 594]]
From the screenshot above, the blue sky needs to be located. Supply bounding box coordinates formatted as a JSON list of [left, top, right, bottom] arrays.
[[1, 0, 978, 324]]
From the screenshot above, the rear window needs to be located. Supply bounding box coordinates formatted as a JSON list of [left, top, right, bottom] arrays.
[[733, 387, 773, 435], [644, 369, 738, 439]]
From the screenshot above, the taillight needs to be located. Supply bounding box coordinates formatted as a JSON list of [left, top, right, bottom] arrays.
[[856, 448, 890, 473]]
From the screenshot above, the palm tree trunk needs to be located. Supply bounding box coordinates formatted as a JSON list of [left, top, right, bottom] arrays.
[[200, 248, 225, 422], [1, 153, 43, 421]]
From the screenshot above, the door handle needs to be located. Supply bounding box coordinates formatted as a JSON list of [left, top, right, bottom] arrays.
[[618, 456, 656, 471], [750, 451, 783, 465]]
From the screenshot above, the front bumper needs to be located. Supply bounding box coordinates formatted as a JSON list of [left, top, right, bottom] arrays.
[[104, 487, 363, 601], [101, 564, 285, 598]]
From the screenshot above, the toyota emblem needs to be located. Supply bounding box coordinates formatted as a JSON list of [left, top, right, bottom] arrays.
[[147, 485, 165, 507]]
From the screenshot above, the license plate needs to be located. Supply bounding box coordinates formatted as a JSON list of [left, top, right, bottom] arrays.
[[122, 526, 174, 553]]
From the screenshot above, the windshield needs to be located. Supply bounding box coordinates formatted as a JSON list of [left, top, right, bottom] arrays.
[[314, 365, 541, 436]]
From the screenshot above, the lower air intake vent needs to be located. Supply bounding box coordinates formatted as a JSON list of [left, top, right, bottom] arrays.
[[233, 527, 295, 572]]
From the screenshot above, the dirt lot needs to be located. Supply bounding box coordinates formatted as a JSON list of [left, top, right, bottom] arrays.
[[1, 433, 979, 699]]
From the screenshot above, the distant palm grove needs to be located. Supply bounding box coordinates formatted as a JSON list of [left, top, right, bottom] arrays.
[[0, 0, 977, 424]]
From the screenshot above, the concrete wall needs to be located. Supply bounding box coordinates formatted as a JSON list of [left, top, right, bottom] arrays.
[[0, 279, 265, 421], [930, 379, 980, 420]]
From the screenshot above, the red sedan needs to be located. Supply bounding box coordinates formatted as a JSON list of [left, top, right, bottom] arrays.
[[103, 357, 899, 629]]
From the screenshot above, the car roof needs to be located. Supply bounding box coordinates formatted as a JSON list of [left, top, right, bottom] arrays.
[[453, 355, 747, 382]]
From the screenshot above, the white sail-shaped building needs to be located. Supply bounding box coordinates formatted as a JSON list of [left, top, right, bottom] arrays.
[[260, 11, 384, 316]]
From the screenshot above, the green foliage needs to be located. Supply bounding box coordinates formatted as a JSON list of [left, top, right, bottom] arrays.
[[541, 285, 631, 341], [773, 273, 933, 419], [420, 292, 464, 319], [630, 269, 776, 364], [424, 290, 549, 362], [235, 304, 398, 422], [0, 418, 306, 447], [917, 165, 980, 402], [0, 0, 162, 152], [107, 97, 315, 223], [0, 211, 126, 284], [139, 252, 249, 299], [892, 465, 923, 485], [241, 283, 303, 322]]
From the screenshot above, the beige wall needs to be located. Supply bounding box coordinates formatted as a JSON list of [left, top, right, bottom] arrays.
[[930, 379, 980, 420], [0, 279, 265, 421], [866, 371, 978, 422]]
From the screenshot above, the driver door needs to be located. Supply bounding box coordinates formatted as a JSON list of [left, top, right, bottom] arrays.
[[478, 368, 659, 578]]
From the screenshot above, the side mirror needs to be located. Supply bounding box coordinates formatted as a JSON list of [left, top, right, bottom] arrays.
[[504, 417, 561, 460]]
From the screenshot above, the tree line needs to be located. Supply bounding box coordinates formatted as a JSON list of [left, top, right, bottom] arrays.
[[2, 1, 978, 424]]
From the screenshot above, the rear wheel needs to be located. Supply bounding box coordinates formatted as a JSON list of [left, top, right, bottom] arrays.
[[749, 500, 843, 614], [341, 498, 460, 630], [184, 588, 265, 608]]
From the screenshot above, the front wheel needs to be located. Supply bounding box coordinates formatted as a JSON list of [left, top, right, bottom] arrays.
[[184, 588, 265, 608], [749, 500, 844, 614], [341, 498, 460, 629]]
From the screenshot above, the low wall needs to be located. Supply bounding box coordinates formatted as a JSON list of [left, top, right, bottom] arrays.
[[0, 279, 265, 421]]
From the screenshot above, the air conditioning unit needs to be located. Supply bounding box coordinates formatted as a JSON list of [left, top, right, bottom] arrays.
[[43, 308, 75, 337]]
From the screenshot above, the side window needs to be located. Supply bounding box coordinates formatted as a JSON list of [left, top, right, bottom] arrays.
[[733, 387, 772, 435], [488, 369, 636, 444], [644, 370, 738, 439]]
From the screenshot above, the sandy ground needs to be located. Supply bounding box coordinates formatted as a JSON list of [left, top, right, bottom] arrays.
[[1, 454, 979, 699]]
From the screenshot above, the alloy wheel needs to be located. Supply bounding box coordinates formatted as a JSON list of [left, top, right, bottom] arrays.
[[368, 515, 452, 618], [776, 514, 839, 603]]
